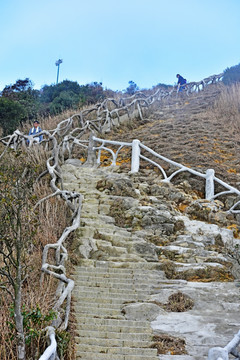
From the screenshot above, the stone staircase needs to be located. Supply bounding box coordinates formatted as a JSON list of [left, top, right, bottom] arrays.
[[73, 263, 164, 359], [62, 160, 240, 359]]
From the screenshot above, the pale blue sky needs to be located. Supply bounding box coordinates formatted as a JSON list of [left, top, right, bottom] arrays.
[[1, 0, 240, 91]]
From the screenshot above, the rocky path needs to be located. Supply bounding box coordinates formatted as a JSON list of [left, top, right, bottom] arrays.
[[62, 164, 240, 359]]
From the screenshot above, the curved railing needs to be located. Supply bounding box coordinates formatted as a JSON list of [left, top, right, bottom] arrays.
[[92, 136, 240, 213], [179, 73, 223, 93], [208, 330, 240, 359]]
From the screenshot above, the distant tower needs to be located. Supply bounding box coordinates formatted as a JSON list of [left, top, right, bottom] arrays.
[[55, 59, 63, 84]]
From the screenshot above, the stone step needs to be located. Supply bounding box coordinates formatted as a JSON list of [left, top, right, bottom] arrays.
[[79, 259, 162, 270], [73, 302, 122, 310], [94, 241, 129, 256], [75, 352, 158, 360], [74, 306, 124, 317], [75, 322, 152, 334], [73, 282, 159, 291], [73, 271, 163, 280], [74, 316, 152, 328], [80, 217, 122, 229], [159, 356, 196, 360], [74, 265, 164, 276], [72, 295, 132, 305], [73, 285, 152, 294], [75, 336, 154, 348], [93, 230, 130, 242], [73, 277, 163, 287], [81, 205, 99, 214], [75, 344, 158, 356], [74, 290, 149, 301], [74, 295, 148, 304], [75, 329, 153, 340], [106, 254, 156, 263]]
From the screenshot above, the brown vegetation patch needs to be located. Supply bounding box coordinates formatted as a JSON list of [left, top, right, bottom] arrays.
[[160, 260, 234, 282], [179, 267, 234, 282], [151, 291, 194, 312], [109, 199, 132, 228], [162, 292, 194, 312], [160, 260, 177, 279], [96, 177, 137, 197], [151, 334, 187, 355]]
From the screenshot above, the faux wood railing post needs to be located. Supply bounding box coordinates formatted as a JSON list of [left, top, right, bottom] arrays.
[[85, 133, 97, 167], [205, 169, 215, 200], [131, 139, 140, 173], [208, 330, 240, 360]]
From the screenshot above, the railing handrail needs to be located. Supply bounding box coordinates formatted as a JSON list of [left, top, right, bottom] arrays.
[[92, 136, 240, 213], [208, 330, 240, 359]]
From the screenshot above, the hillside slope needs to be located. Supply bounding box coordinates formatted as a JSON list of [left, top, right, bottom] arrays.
[[109, 83, 240, 188]]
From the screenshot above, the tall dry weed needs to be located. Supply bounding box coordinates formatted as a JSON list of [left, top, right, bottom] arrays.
[[212, 83, 240, 137], [0, 147, 73, 359]]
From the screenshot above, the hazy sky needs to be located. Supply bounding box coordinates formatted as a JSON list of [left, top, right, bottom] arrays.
[[1, 0, 240, 92]]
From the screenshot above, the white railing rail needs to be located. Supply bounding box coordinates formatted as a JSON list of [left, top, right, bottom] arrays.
[[38, 327, 57, 360], [177, 73, 224, 94], [208, 330, 240, 359], [92, 136, 240, 213], [66, 72, 223, 133]]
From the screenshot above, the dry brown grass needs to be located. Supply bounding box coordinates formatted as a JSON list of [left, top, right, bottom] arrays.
[[211, 83, 240, 137], [0, 149, 75, 359], [151, 334, 187, 355], [20, 108, 82, 134]]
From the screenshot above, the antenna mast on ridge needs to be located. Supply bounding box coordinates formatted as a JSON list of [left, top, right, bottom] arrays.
[[55, 59, 63, 84]]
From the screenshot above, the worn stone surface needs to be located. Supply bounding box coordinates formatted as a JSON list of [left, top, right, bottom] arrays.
[[122, 302, 166, 321]]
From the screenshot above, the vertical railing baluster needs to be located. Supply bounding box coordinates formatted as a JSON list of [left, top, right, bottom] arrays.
[[205, 169, 215, 200], [131, 139, 140, 173]]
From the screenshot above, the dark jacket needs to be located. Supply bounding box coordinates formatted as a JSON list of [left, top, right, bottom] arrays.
[[177, 75, 187, 85]]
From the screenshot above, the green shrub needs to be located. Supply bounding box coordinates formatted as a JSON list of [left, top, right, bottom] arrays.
[[223, 63, 240, 85]]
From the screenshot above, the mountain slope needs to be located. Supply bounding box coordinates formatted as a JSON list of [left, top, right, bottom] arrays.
[[109, 83, 240, 188]]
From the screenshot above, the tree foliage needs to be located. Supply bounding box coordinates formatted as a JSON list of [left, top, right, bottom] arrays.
[[78, 82, 105, 106], [222, 63, 240, 85], [0, 97, 27, 136], [0, 78, 108, 134], [125, 81, 139, 95], [0, 78, 40, 136], [40, 80, 106, 115]]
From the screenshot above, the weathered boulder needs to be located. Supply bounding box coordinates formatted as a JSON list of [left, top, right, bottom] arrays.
[[96, 175, 139, 198], [64, 158, 83, 167], [122, 302, 166, 321]]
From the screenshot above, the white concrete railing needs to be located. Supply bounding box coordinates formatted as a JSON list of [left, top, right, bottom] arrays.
[[178, 73, 224, 94], [64, 72, 224, 134], [38, 327, 57, 360], [92, 136, 240, 213], [208, 330, 240, 359]]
